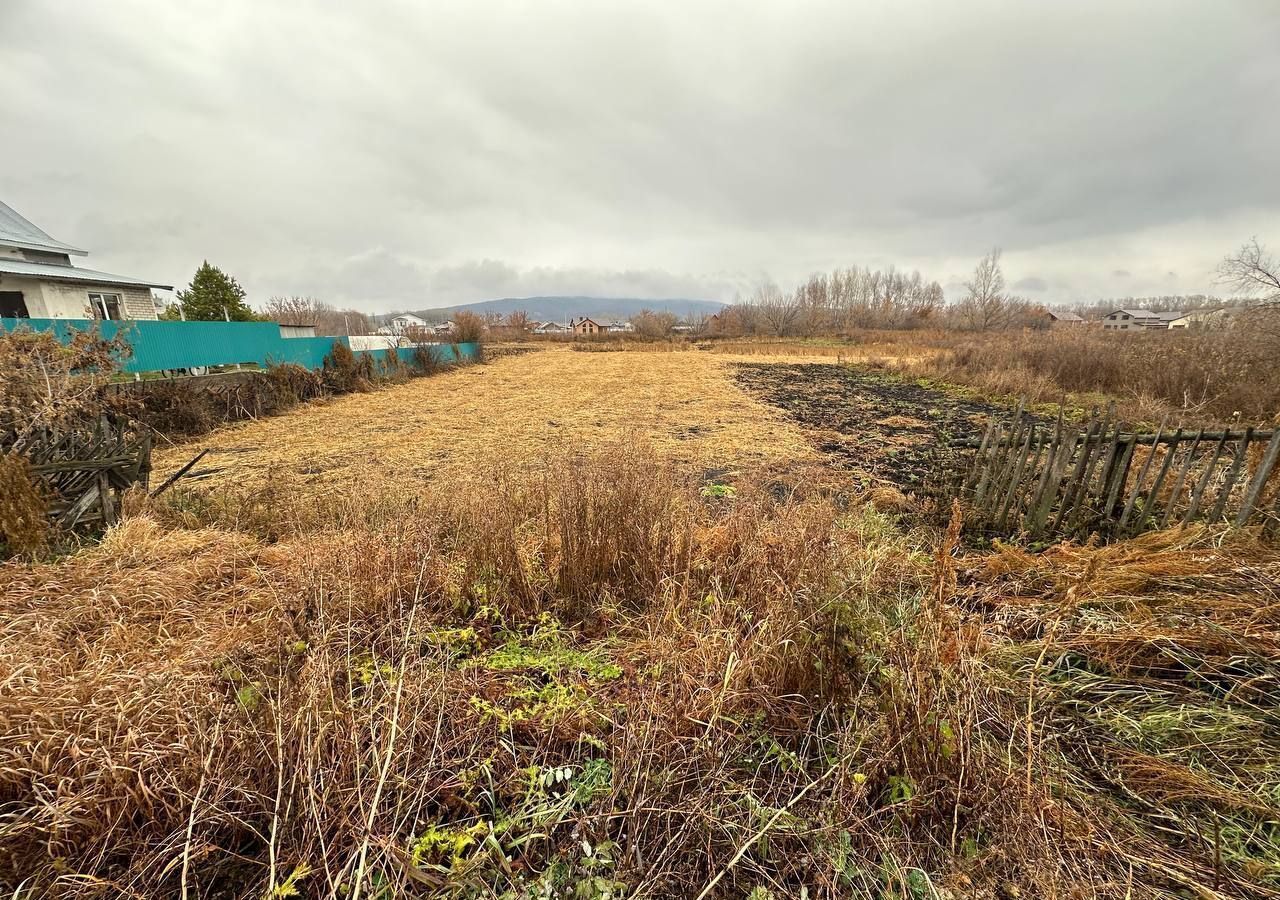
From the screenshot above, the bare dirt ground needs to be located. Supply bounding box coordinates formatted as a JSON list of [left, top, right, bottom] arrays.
[[732, 362, 1016, 489]]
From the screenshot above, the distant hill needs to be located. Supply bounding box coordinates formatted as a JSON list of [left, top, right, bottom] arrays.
[[393, 296, 725, 323]]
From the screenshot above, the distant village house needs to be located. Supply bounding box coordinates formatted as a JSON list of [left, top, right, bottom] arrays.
[[1167, 308, 1235, 329], [571, 316, 602, 335], [1045, 309, 1084, 327], [0, 201, 171, 320], [1102, 309, 1186, 331], [383, 313, 429, 335]]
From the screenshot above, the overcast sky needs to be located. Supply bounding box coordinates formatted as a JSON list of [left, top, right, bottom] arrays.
[[4, 0, 1278, 312]]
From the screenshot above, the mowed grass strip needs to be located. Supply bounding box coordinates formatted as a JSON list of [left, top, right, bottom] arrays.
[[152, 348, 819, 487]]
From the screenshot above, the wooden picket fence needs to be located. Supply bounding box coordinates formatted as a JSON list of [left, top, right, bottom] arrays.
[[958, 403, 1280, 539], [4, 415, 153, 529]]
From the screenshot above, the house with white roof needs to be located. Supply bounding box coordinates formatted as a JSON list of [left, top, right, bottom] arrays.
[[0, 201, 171, 320], [1102, 308, 1185, 331], [387, 313, 430, 334]]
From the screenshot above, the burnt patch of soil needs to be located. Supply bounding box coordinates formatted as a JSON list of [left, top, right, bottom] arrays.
[[734, 363, 1016, 489]]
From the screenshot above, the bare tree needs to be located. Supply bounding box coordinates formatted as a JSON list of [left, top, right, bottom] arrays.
[[630, 308, 677, 339], [1218, 238, 1280, 307], [262, 295, 318, 323], [957, 248, 1018, 331], [1220, 238, 1280, 340], [262, 296, 370, 336], [752, 279, 799, 336]]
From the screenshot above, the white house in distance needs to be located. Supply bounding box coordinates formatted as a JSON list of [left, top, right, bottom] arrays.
[[379, 313, 429, 335], [0, 201, 171, 320], [1101, 308, 1185, 331], [1168, 308, 1238, 329]]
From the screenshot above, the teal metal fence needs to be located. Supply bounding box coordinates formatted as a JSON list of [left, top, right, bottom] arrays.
[[0, 318, 479, 374]]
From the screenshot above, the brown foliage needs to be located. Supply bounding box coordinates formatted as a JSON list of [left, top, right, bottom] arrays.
[[262, 295, 372, 336], [1, 440, 1275, 897], [321, 340, 375, 393], [916, 327, 1280, 422], [452, 310, 486, 343], [0, 452, 48, 555], [0, 327, 128, 449]]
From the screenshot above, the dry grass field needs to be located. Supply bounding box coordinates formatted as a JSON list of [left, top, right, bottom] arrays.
[[4, 340, 1279, 900], [153, 347, 820, 490]]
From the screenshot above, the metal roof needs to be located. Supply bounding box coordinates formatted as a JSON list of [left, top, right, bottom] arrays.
[[0, 201, 87, 256], [0, 257, 172, 290]]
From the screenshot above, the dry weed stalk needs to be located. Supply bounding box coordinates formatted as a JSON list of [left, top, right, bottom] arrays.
[[0, 448, 1276, 898]]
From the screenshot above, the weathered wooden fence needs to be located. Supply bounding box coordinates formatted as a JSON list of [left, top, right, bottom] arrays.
[[4, 416, 152, 528], [958, 404, 1280, 539]]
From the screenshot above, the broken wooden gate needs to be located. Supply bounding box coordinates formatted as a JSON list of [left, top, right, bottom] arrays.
[[959, 405, 1279, 539], [4, 415, 153, 529]]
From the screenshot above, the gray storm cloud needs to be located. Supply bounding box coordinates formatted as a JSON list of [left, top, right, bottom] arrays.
[[3, 0, 1277, 311]]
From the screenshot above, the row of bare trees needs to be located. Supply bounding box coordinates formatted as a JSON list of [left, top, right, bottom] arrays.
[[260, 296, 372, 336], [710, 257, 1033, 336], [710, 266, 948, 337], [709, 239, 1280, 337]]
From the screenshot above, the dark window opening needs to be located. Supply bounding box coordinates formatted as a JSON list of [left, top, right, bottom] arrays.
[[0, 291, 29, 318]]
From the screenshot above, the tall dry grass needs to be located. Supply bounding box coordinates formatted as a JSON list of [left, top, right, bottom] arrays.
[[1, 447, 1276, 897], [905, 327, 1280, 424]]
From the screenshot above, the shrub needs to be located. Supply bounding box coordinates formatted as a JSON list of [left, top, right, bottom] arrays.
[[0, 326, 128, 448], [321, 340, 374, 393], [452, 310, 485, 343], [411, 342, 445, 375], [263, 362, 326, 403]]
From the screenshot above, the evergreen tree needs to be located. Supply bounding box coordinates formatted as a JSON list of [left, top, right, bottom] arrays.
[[175, 262, 256, 321]]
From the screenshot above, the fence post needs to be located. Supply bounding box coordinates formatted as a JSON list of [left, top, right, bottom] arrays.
[[1209, 428, 1252, 522], [1237, 430, 1280, 526]]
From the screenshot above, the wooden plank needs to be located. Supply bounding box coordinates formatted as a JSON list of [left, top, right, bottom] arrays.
[[1209, 428, 1252, 522], [983, 402, 1029, 516], [1183, 430, 1231, 524], [29, 455, 139, 473], [1118, 417, 1168, 530], [1102, 437, 1136, 522], [1051, 409, 1105, 533], [972, 422, 1006, 508], [996, 426, 1039, 529], [98, 472, 116, 526], [1070, 407, 1119, 531], [1159, 428, 1205, 529], [949, 427, 1273, 449], [149, 448, 210, 499], [963, 419, 997, 495], [1025, 410, 1068, 536], [1135, 428, 1184, 534], [59, 483, 101, 527], [1237, 429, 1280, 526]]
